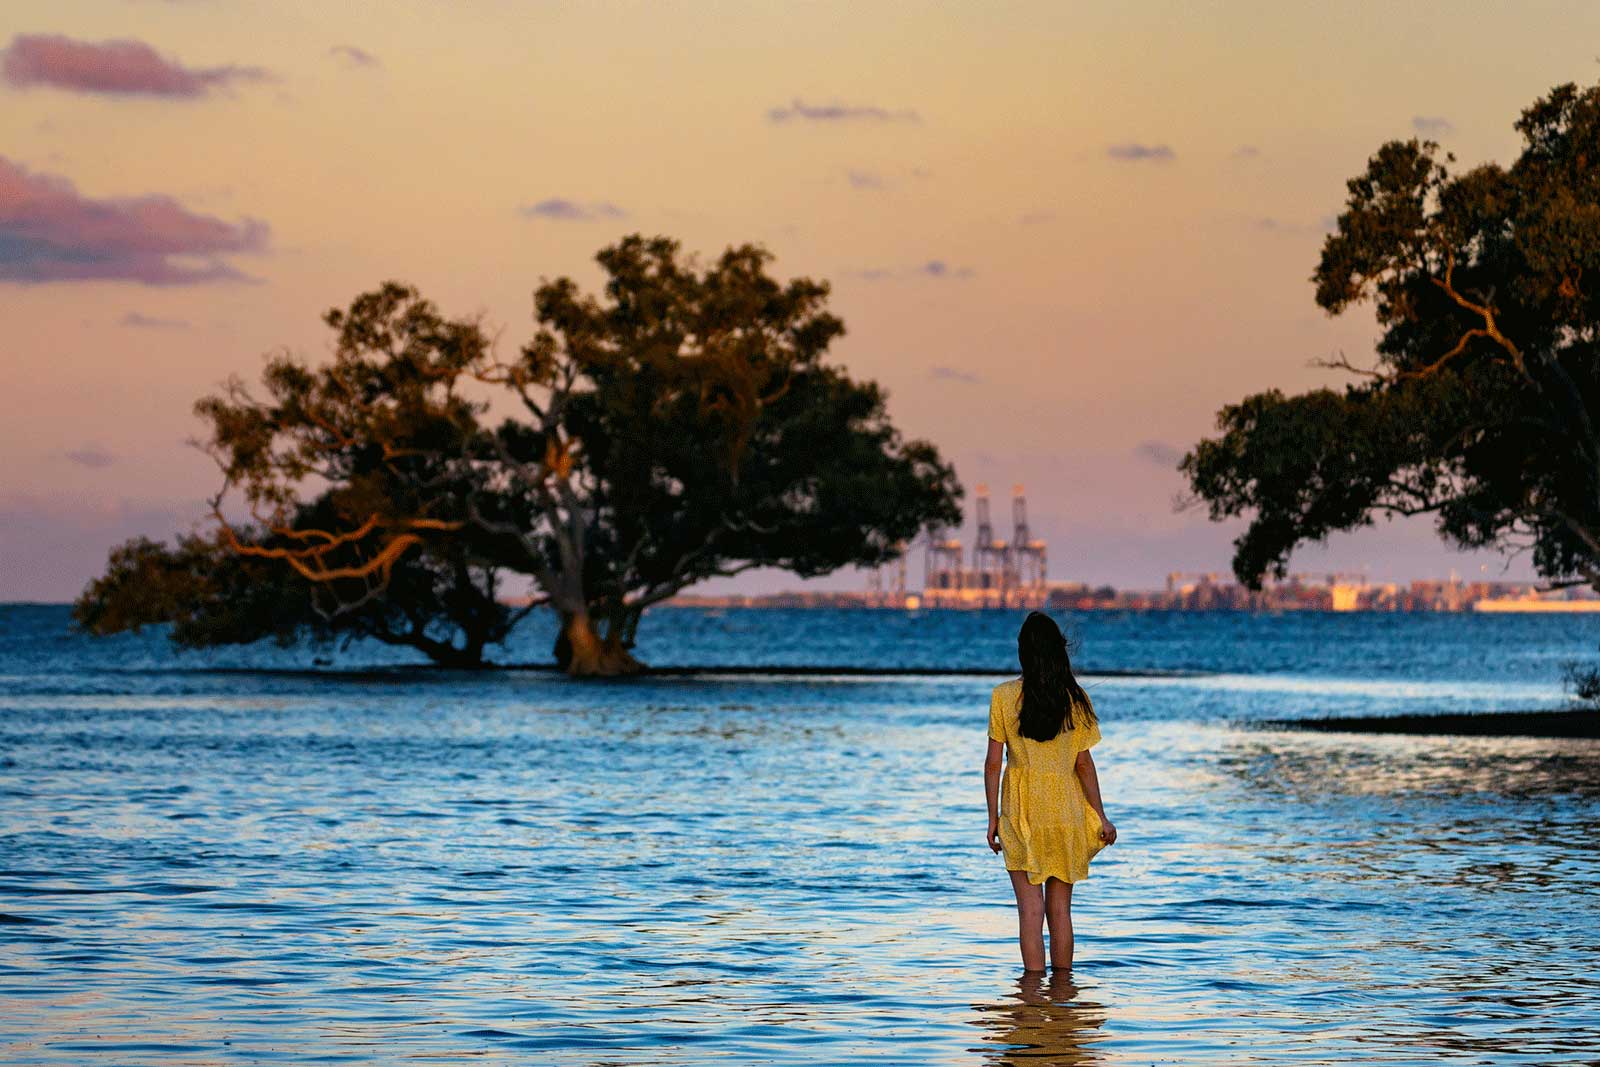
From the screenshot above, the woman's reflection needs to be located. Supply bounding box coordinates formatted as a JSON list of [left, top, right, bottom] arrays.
[[972, 970, 1107, 1065]]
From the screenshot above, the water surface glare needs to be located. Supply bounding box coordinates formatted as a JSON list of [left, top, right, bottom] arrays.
[[2, 607, 1599, 1064]]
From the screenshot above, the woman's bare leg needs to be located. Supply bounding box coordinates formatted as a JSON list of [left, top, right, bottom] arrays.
[[1007, 869, 1046, 972], [1044, 877, 1073, 970]]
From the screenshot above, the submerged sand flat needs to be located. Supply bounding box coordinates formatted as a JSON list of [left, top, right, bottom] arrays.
[[1270, 708, 1600, 738]]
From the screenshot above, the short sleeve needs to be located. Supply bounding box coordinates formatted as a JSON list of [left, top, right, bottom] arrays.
[[1077, 694, 1102, 750], [987, 685, 1006, 743], [1081, 717, 1102, 749]]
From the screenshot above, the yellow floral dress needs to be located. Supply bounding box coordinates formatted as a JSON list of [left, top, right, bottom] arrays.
[[989, 677, 1105, 885]]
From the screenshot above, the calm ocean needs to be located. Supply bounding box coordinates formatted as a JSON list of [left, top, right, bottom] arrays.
[[2, 604, 1597, 1065]]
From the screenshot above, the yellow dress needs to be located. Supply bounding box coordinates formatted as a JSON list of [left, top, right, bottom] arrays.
[[989, 677, 1105, 885]]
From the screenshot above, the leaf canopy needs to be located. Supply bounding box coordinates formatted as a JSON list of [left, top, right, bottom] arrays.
[[1185, 81, 1600, 591]]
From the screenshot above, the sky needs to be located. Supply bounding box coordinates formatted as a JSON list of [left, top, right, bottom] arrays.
[[4, 0, 1599, 601]]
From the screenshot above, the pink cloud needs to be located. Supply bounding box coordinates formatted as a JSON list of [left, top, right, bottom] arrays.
[[0, 155, 269, 285], [0, 33, 272, 97]]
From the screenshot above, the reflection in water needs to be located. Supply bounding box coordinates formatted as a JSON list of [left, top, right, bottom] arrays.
[[1221, 729, 1600, 802], [3, 606, 1600, 1065], [1216, 731, 1600, 893], [972, 971, 1106, 1065]]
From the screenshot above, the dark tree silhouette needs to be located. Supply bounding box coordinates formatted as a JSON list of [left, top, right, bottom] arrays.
[[73, 494, 531, 667], [483, 235, 963, 672], [161, 234, 960, 674], [1184, 81, 1600, 593]]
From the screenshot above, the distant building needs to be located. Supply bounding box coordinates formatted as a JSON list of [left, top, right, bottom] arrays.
[[654, 574, 1597, 612], [646, 517, 1600, 613], [1474, 593, 1600, 612]]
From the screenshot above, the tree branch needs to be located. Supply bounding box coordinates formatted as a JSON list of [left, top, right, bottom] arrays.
[[1429, 253, 1531, 381], [1313, 352, 1384, 379]]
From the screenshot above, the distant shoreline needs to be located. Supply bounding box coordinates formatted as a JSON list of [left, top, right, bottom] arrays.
[[10, 599, 1600, 615], [1265, 709, 1599, 739], [89, 663, 1205, 679]]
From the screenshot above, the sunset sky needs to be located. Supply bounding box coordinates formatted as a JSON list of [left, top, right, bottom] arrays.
[[5, 1, 1599, 601]]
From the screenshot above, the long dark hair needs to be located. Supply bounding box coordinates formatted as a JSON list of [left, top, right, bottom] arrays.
[[1017, 611, 1095, 742]]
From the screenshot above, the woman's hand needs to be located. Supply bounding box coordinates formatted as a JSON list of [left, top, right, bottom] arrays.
[[987, 817, 1002, 853], [1097, 816, 1117, 846]]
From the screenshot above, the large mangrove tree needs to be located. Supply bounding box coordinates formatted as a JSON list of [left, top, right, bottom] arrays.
[[84, 235, 961, 674], [1183, 80, 1600, 594]]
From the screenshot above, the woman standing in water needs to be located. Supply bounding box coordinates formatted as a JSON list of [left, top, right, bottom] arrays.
[[985, 611, 1116, 972]]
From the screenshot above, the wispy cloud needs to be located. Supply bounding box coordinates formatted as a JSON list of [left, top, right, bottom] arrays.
[[1018, 211, 1055, 226], [1134, 440, 1183, 467], [329, 44, 380, 69], [0, 33, 273, 97], [917, 260, 973, 279], [1231, 145, 1260, 160], [519, 198, 628, 222], [64, 445, 115, 468], [1411, 115, 1453, 136], [929, 365, 982, 385], [119, 310, 190, 329], [849, 259, 975, 281], [1107, 142, 1175, 163], [1248, 215, 1329, 236], [845, 166, 933, 191], [767, 98, 920, 124], [0, 155, 269, 285]]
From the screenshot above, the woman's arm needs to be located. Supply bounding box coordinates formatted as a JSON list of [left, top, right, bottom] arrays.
[[1074, 749, 1118, 845], [984, 738, 1004, 853]]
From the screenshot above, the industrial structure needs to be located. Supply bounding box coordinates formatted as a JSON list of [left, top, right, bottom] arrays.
[[709, 508, 1600, 611], [863, 553, 908, 603], [849, 492, 1600, 613], [911, 484, 1050, 609]]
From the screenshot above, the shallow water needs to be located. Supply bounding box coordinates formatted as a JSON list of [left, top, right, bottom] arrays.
[[2, 606, 1598, 1064]]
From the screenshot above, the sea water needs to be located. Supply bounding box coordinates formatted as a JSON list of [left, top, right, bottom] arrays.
[[2, 605, 1597, 1065]]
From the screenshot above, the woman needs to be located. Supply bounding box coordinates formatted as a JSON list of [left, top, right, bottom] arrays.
[[984, 611, 1116, 972]]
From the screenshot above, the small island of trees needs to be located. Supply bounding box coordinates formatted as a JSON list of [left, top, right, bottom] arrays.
[[74, 235, 963, 675]]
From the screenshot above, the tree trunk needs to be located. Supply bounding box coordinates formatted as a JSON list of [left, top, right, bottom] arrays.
[[370, 621, 486, 668], [554, 610, 645, 676]]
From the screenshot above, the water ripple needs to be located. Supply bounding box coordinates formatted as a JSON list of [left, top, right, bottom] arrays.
[[2, 609, 1599, 1064]]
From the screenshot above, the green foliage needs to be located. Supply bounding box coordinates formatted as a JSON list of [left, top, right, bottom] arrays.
[[1184, 81, 1600, 591], [72, 496, 528, 667], [515, 236, 963, 656], [86, 235, 963, 673], [194, 279, 488, 528], [1566, 657, 1600, 709], [73, 530, 306, 649]]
